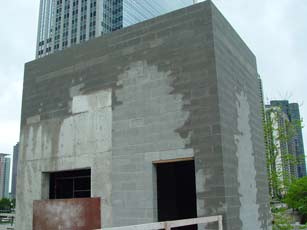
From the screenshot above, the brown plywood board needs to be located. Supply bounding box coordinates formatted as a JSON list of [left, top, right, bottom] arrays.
[[33, 197, 101, 230]]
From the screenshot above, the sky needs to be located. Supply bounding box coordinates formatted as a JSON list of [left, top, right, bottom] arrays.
[[0, 0, 306, 165]]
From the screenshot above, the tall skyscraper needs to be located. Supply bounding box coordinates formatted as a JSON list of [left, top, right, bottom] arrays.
[[288, 103, 306, 178], [3, 158, 11, 199], [267, 100, 306, 178], [36, 0, 193, 58], [0, 153, 11, 199], [11, 143, 19, 199], [265, 106, 293, 197]]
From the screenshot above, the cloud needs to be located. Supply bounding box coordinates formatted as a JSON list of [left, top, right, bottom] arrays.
[[0, 0, 39, 154]]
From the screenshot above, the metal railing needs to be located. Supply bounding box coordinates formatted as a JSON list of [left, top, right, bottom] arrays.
[[98, 215, 223, 230], [0, 212, 15, 229]]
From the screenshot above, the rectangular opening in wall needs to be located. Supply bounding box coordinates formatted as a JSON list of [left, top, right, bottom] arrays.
[[49, 168, 91, 199], [156, 159, 197, 230]]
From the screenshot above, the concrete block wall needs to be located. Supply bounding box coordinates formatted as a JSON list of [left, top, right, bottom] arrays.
[[16, 1, 270, 230], [211, 4, 271, 229]]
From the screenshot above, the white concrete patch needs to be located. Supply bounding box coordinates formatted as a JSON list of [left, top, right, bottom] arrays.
[[72, 89, 112, 114], [112, 61, 193, 226], [195, 169, 206, 194], [115, 61, 191, 150], [196, 168, 206, 217], [16, 89, 113, 230], [70, 83, 85, 97], [59, 107, 112, 156], [26, 115, 41, 125], [234, 91, 261, 230]]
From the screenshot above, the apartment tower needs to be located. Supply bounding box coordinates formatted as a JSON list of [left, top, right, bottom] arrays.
[[269, 100, 307, 178], [11, 143, 19, 199], [265, 106, 293, 197], [0, 153, 11, 199]]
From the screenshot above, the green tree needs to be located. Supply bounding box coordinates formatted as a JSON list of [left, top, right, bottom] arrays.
[[0, 198, 11, 211], [284, 176, 307, 224]]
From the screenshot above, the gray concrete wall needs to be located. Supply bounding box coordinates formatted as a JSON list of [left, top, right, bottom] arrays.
[[211, 4, 271, 230], [16, 1, 270, 230]]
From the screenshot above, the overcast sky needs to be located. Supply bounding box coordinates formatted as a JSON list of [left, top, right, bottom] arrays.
[[0, 0, 306, 166]]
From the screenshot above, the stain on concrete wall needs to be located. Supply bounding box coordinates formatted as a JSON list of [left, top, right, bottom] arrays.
[[16, 90, 112, 230]]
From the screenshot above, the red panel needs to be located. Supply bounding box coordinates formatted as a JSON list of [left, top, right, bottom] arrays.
[[33, 197, 101, 230]]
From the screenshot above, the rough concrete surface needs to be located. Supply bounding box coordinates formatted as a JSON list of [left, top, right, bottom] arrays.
[[16, 1, 271, 230]]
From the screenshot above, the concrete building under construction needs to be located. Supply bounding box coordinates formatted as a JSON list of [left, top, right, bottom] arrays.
[[16, 1, 271, 229]]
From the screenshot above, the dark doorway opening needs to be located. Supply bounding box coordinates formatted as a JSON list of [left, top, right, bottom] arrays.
[[156, 160, 197, 230], [49, 169, 91, 199]]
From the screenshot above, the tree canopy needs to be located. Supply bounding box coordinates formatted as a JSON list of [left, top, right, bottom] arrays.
[[284, 176, 307, 223], [0, 198, 11, 211]]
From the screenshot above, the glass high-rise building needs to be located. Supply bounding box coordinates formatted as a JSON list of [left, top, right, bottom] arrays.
[[36, 0, 193, 58], [3, 157, 11, 199], [11, 143, 19, 199], [265, 106, 292, 197], [0, 153, 11, 199], [269, 100, 307, 178]]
